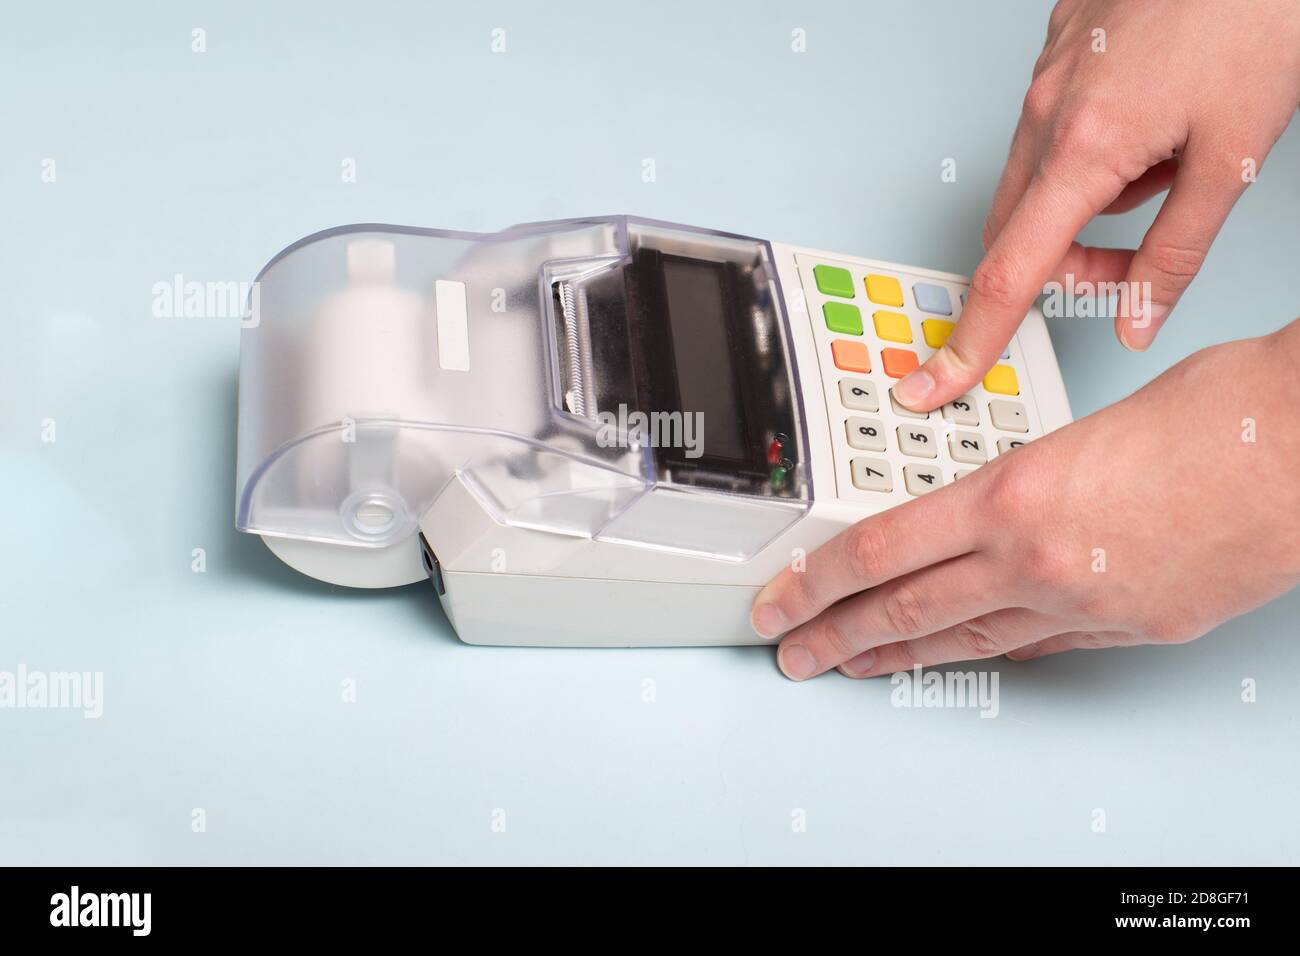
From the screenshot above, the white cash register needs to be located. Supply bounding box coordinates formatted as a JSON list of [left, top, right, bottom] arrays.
[[236, 217, 1071, 645]]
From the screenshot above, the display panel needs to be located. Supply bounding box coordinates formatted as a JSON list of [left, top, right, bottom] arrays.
[[661, 256, 746, 463], [542, 216, 808, 502]]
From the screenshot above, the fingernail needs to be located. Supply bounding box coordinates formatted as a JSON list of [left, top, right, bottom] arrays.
[[751, 602, 786, 639], [892, 368, 934, 409], [838, 650, 876, 677], [778, 643, 817, 681], [1118, 323, 1150, 352], [1121, 303, 1169, 351]]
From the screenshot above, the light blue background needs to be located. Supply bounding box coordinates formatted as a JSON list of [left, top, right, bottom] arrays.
[[2, 0, 1298, 865]]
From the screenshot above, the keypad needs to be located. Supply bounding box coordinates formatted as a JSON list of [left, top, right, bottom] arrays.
[[846, 417, 886, 451], [897, 424, 937, 459], [948, 431, 987, 464], [988, 399, 1028, 433], [913, 283, 952, 316], [851, 457, 893, 492], [890, 389, 928, 420], [983, 364, 1020, 396], [831, 339, 871, 373], [903, 464, 944, 496], [872, 311, 912, 343], [838, 378, 879, 412], [801, 256, 1043, 500], [865, 274, 904, 307], [941, 394, 979, 426], [824, 301, 863, 336], [814, 264, 855, 298], [922, 318, 955, 349], [881, 347, 918, 379]]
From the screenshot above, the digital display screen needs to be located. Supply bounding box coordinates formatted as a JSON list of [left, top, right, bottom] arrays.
[[661, 257, 746, 462]]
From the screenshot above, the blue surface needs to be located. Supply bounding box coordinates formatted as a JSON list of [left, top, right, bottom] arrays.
[[2, 0, 1298, 865]]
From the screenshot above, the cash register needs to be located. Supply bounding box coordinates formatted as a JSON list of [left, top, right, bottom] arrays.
[[236, 216, 1070, 645]]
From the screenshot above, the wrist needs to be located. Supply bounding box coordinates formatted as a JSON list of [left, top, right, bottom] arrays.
[[1198, 324, 1300, 577], [1271, 318, 1300, 394], [1260, 320, 1300, 574]]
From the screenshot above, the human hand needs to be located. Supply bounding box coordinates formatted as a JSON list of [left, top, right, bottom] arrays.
[[751, 322, 1300, 680], [893, 0, 1300, 413]]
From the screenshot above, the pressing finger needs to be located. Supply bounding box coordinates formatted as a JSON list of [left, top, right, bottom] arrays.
[[893, 161, 1124, 412]]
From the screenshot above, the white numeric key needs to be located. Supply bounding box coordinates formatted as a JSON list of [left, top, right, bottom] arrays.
[[897, 425, 937, 459], [851, 457, 893, 492], [948, 431, 987, 464], [846, 417, 886, 452], [941, 394, 980, 426], [890, 388, 929, 420], [903, 464, 943, 496], [989, 399, 1029, 433], [839, 378, 879, 412]]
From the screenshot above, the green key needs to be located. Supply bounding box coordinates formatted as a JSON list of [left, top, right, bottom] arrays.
[[823, 301, 863, 336], [813, 264, 855, 298]]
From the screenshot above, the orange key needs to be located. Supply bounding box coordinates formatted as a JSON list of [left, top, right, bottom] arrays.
[[831, 339, 871, 373], [881, 348, 919, 378]]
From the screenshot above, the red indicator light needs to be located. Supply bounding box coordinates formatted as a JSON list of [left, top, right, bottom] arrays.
[[767, 433, 791, 466]]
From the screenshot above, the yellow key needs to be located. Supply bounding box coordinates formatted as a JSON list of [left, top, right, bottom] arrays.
[[922, 319, 955, 349], [983, 364, 1020, 396], [865, 273, 903, 307], [872, 310, 912, 343]]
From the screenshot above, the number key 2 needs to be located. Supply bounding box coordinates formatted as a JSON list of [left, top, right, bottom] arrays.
[[948, 431, 987, 465]]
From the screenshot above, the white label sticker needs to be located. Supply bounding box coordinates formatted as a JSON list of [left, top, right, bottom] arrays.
[[435, 279, 470, 371]]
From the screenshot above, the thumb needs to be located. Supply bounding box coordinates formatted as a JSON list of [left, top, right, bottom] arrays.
[[1117, 145, 1247, 351]]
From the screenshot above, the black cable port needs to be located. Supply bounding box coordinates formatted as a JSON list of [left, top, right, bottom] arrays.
[[418, 532, 445, 596]]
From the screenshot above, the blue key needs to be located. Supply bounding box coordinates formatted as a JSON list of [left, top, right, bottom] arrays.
[[913, 282, 952, 316]]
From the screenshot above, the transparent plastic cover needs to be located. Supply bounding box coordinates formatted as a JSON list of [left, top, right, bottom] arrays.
[[236, 216, 812, 562]]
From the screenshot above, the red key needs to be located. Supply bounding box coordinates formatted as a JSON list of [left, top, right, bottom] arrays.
[[881, 348, 919, 378]]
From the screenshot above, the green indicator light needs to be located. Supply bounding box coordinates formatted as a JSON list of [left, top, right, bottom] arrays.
[[770, 458, 793, 491]]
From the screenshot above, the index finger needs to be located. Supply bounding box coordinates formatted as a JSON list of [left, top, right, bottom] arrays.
[[892, 165, 1121, 412], [750, 478, 982, 639]]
